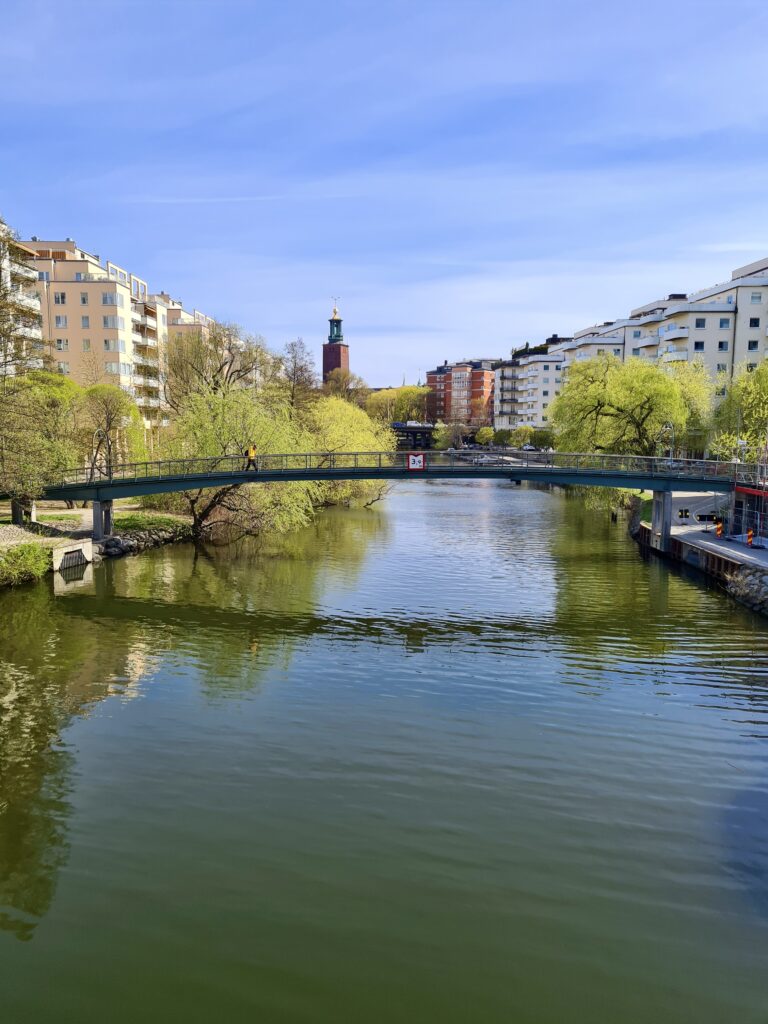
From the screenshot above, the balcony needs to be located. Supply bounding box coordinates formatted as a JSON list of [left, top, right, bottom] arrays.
[[12, 289, 41, 311], [131, 308, 141, 322], [132, 374, 160, 389], [141, 315, 157, 329], [134, 354, 159, 369], [133, 334, 158, 348], [661, 326, 689, 342], [10, 260, 37, 281], [135, 396, 161, 408], [661, 348, 688, 362]]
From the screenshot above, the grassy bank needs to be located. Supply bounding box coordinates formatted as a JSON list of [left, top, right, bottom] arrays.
[[0, 543, 50, 588], [113, 512, 190, 533]]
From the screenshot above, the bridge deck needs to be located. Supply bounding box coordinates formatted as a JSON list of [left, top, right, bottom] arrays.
[[42, 450, 754, 502]]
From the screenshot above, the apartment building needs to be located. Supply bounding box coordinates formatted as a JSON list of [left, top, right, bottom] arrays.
[[492, 255, 768, 431], [21, 238, 181, 431], [426, 359, 498, 425], [0, 230, 43, 371], [493, 336, 570, 431]]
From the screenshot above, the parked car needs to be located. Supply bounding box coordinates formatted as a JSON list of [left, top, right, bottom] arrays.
[[522, 444, 538, 451]]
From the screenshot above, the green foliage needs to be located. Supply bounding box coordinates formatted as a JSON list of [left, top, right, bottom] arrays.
[[113, 512, 190, 533], [493, 428, 511, 446], [551, 355, 689, 455], [432, 420, 465, 449], [0, 544, 50, 588], [531, 428, 554, 449], [509, 426, 534, 448], [475, 426, 494, 446], [365, 386, 431, 423], [710, 362, 768, 459]]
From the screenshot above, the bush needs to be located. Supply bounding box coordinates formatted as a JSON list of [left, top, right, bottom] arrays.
[[0, 543, 50, 588]]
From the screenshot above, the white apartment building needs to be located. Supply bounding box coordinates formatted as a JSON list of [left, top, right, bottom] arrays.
[[0, 231, 43, 372], [493, 256, 768, 430]]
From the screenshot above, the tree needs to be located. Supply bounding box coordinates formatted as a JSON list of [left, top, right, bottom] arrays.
[[280, 338, 317, 416], [475, 427, 494, 446], [711, 362, 768, 459], [365, 385, 431, 424], [509, 426, 534, 448], [550, 355, 688, 455], [667, 360, 715, 455], [164, 320, 275, 413], [493, 428, 512, 447], [323, 368, 369, 407], [77, 384, 144, 476], [432, 419, 466, 450]]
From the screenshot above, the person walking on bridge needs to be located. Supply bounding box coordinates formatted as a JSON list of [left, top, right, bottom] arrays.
[[245, 444, 259, 472]]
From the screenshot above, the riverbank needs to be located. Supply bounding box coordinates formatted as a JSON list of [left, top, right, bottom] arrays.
[[0, 506, 193, 588], [631, 494, 768, 616]]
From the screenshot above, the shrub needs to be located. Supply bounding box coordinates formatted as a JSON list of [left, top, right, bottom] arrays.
[[0, 543, 50, 588]]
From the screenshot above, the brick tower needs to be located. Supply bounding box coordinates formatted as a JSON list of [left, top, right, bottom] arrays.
[[322, 304, 349, 383]]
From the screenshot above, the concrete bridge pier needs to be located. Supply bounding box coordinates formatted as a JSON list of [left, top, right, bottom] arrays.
[[92, 500, 114, 541], [650, 490, 672, 553]]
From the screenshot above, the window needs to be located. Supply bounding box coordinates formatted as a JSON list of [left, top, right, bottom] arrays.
[[543, 390, 549, 396], [748, 340, 759, 351], [101, 292, 124, 307], [75, 272, 84, 281], [54, 291, 66, 304], [543, 364, 549, 370], [632, 330, 641, 338], [54, 314, 67, 328], [694, 341, 704, 351], [752, 292, 762, 304], [102, 315, 125, 329], [718, 340, 729, 351], [80, 292, 88, 305], [542, 415, 548, 422], [82, 339, 91, 352], [727, 295, 734, 304], [719, 318, 731, 329], [632, 348, 640, 356], [37, 271, 50, 282], [162, 314, 167, 326], [695, 318, 705, 329], [717, 363, 727, 373], [748, 363, 757, 372], [613, 348, 621, 356], [750, 317, 760, 328], [55, 338, 68, 351], [555, 364, 562, 370], [103, 339, 126, 353], [81, 315, 90, 328], [57, 362, 69, 374]]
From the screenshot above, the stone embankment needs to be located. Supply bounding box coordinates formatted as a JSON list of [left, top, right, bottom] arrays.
[[94, 524, 192, 563], [724, 567, 768, 615]]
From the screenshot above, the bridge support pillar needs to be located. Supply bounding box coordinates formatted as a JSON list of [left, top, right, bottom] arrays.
[[91, 499, 114, 540], [28, 501, 37, 523], [650, 490, 672, 553], [92, 501, 104, 541], [102, 500, 113, 537]]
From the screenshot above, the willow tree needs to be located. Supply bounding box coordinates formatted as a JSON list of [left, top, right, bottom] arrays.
[[550, 355, 688, 455]]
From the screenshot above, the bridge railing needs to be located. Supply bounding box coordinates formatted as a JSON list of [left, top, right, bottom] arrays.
[[58, 449, 760, 487]]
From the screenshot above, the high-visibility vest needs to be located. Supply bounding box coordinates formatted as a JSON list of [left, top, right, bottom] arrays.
[[248, 447, 256, 458], [715, 522, 723, 538], [748, 528, 754, 546]]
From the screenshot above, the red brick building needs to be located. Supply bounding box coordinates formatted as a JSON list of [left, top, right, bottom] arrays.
[[322, 305, 349, 382], [426, 359, 497, 425]]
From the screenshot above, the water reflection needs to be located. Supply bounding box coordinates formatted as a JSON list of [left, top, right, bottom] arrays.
[[0, 507, 386, 938]]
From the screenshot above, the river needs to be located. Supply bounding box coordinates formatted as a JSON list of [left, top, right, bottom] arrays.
[[2, 479, 768, 1022]]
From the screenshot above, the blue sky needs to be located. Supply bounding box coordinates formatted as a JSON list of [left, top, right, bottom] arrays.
[[2, 0, 768, 385]]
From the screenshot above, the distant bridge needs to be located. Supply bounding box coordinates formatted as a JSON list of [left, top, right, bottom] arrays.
[[34, 449, 756, 548]]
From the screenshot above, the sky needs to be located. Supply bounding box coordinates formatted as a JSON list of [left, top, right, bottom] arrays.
[[2, 0, 768, 385]]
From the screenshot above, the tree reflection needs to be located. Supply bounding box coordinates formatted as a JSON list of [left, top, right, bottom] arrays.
[[0, 506, 387, 938]]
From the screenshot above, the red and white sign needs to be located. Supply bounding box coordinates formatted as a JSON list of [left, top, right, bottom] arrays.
[[407, 453, 426, 472]]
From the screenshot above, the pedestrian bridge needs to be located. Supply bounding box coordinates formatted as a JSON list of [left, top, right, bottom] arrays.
[[34, 449, 757, 549], [45, 449, 753, 504]]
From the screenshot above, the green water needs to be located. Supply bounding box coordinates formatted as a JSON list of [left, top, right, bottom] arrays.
[[2, 480, 768, 1023]]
